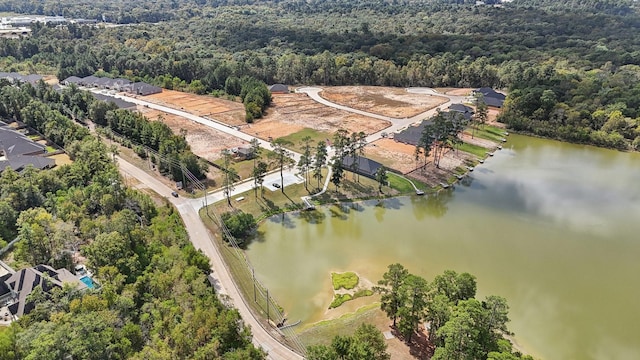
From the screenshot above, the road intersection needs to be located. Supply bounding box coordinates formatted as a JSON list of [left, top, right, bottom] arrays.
[[94, 85, 469, 358]]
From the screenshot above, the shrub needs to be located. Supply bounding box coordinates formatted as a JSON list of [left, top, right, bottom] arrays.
[[332, 272, 359, 290]]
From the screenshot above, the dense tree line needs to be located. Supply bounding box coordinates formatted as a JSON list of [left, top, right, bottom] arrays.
[[374, 264, 533, 360], [0, 87, 263, 358], [1, 1, 639, 147]]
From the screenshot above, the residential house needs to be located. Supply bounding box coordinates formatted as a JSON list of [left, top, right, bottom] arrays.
[[80, 75, 99, 87], [394, 119, 433, 146], [62, 76, 82, 86], [111, 78, 132, 91], [92, 93, 137, 110], [0, 265, 89, 321], [0, 126, 55, 171], [448, 103, 475, 120], [268, 84, 289, 94], [474, 87, 506, 108], [126, 82, 162, 96], [0, 72, 42, 85], [341, 155, 383, 178], [235, 146, 255, 160]]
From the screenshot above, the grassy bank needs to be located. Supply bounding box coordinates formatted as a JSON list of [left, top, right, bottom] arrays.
[[298, 303, 383, 346]]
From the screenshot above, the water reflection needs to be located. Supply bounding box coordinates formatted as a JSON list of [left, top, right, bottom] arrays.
[[247, 134, 640, 359]]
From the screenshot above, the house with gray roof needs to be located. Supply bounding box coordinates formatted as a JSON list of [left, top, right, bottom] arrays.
[[0, 127, 55, 171], [125, 82, 162, 96], [394, 119, 433, 146], [341, 155, 383, 178], [93, 93, 136, 110], [111, 78, 132, 91], [62, 76, 82, 85], [93, 77, 112, 89], [0, 72, 43, 85], [474, 87, 506, 108], [0, 265, 88, 321], [268, 84, 289, 94], [80, 75, 99, 87], [448, 104, 475, 120]]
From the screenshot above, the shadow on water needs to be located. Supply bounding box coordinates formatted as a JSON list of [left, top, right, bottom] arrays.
[[267, 212, 297, 229], [458, 174, 476, 188], [371, 197, 404, 222], [297, 208, 327, 224], [329, 205, 349, 220], [412, 189, 454, 219]]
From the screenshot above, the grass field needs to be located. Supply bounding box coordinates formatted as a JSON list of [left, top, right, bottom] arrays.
[[278, 128, 333, 153], [457, 142, 489, 157], [298, 303, 381, 345], [466, 125, 508, 143]]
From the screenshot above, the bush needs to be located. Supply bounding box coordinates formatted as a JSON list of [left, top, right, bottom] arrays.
[[221, 211, 257, 243], [332, 272, 359, 290], [329, 294, 352, 309]]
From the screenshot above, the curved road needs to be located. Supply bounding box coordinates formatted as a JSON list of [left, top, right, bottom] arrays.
[[116, 157, 303, 360], [92, 85, 469, 359], [296, 87, 468, 143]]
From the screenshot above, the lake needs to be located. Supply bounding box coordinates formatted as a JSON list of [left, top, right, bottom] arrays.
[[246, 134, 640, 359]]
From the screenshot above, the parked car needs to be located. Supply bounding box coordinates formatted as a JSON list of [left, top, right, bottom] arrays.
[[171, 191, 179, 197], [272, 182, 281, 188]]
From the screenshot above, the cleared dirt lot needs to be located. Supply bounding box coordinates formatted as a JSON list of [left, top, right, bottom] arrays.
[[246, 93, 391, 140], [364, 139, 418, 174], [138, 107, 247, 162], [319, 86, 448, 118], [141, 89, 246, 126]]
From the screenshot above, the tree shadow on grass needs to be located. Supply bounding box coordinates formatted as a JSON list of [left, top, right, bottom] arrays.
[[390, 325, 434, 360]]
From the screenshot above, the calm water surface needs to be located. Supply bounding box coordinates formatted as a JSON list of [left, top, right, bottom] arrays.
[[246, 134, 640, 359]]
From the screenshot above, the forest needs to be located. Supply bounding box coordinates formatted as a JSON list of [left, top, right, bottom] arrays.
[[0, 86, 264, 359], [1, 0, 640, 358], [1, 0, 639, 149]]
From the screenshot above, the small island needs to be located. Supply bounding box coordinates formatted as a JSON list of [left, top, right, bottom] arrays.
[[329, 272, 374, 309]]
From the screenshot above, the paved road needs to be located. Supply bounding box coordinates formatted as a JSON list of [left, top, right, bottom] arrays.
[[116, 156, 303, 360], [296, 87, 468, 143], [90, 89, 304, 164], [93, 86, 470, 358]]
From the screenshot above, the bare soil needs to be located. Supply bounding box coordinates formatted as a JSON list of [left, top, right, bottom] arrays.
[[140, 89, 246, 126], [246, 93, 391, 140], [367, 138, 487, 187], [138, 107, 247, 162], [364, 139, 419, 174], [319, 86, 448, 118]]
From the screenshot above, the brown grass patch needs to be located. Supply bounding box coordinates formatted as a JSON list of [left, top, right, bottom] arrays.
[[319, 86, 448, 118], [49, 153, 72, 166]]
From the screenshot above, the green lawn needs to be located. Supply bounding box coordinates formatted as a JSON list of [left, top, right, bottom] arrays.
[[465, 125, 508, 143], [46, 146, 56, 153], [457, 142, 489, 158], [278, 128, 333, 153], [332, 272, 359, 290], [387, 172, 429, 194], [329, 294, 352, 309], [298, 303, 381, 346]]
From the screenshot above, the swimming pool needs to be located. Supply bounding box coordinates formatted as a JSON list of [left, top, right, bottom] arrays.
[[79, 276, 95, 289]]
